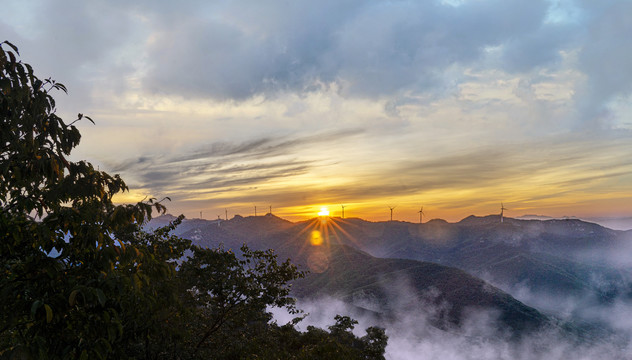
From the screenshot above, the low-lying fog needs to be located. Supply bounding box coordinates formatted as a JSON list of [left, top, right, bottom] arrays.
[[273, 228, 632, 360], [272, 291, 631, 360]]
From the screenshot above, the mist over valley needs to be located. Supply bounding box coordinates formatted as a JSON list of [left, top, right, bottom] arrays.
[[147, 213, 632, 358]]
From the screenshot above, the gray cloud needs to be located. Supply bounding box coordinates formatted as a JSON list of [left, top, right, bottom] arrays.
[[141, 0, 566, 100], [499, 21, 577, 73], [107, 128, 362, 196], [5, 0, 632, 126], [124, 158, 314, 198], [185, 163, 312, 190], [4, 1, 139, 110], [575, 0, 632, 126], [168, 128, 362, 164]]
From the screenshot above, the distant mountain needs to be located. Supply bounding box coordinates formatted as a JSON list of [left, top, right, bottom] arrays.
[[290, 244, 550, 337], [582, 216, 632, 231], [300, 215, 632, 307], [518, 214, 632, 231], [146, 214, 611, 340], [305, 216, 632, 335], [517, 214, 557, 221], [148, 215, 631, 304], [147, 213, 293, 250]]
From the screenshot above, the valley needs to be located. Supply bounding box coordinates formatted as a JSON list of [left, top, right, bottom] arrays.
[[148, 213, 632, 357]]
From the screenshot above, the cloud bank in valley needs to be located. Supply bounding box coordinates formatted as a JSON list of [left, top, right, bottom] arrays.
[[272, 291, 631, 360]]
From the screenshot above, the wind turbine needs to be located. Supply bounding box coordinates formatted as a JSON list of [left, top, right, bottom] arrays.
[[500, 202, 508, 223], [388, 206, 396, 221], [254, 205, 257, 217], [269, 205, 272, 215], [225, 209, 228, 220], [418, 206, 425, 224], [200, 211, 203, 219], [341, 205, 345, 219]]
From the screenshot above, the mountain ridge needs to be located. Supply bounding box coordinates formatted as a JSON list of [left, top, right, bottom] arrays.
[[147, 213, 625, 340]]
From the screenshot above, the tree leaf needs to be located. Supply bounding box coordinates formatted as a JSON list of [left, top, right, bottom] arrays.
[[2, 40, 19, 54], [44, 304, 53, 323], [69, 289, 80, 306], [30, 300, 42, 318], [96, 288, 106, 306]]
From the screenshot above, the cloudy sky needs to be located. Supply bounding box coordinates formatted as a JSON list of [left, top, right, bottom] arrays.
[[2, 0, 632, 222]]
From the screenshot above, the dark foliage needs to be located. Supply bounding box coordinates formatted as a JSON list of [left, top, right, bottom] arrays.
[[0, 41, 387, 359]]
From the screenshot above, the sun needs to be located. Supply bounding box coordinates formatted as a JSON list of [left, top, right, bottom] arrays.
[[317, 207, 330, 216]]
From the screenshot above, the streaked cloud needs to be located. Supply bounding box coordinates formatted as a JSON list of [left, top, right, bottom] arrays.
[[2, 0, 631, 221]]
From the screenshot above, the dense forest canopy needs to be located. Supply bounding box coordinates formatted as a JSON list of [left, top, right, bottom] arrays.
[[0, 41, 387, 359]]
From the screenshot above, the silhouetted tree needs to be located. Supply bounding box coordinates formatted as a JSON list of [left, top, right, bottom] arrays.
[[0, 39, 175, 359], [0, 41, 387, 359]]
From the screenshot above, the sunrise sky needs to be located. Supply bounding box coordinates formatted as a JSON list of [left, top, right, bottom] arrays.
[[2, 0, 631, 222]]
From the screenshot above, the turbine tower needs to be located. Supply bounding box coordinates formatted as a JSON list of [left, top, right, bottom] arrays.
[[225, 209, 228, 220], [388, 206, 396, 221], [341, 205, 345, 219], [269, 205, 272, 215], [200, 211, 203, 219], [500, 202, 508, 223], [418, 206, 425, 224], [254, 205, 257, 217]]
